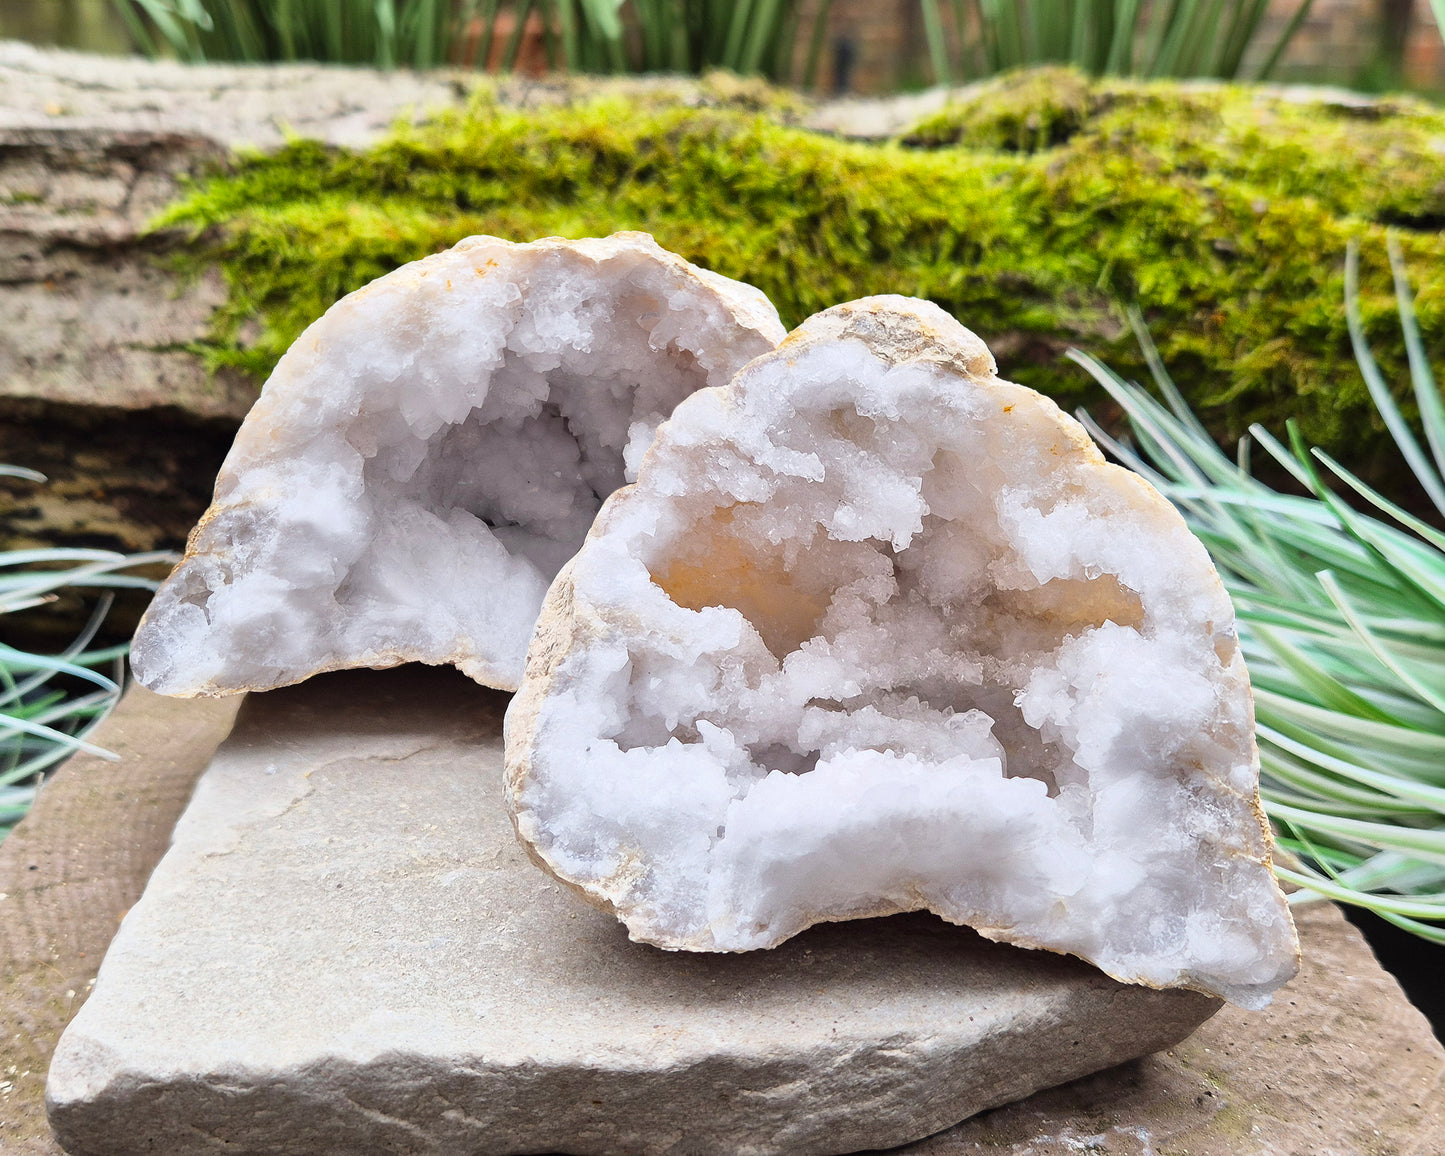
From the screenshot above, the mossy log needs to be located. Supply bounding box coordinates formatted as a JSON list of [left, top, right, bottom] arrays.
[[166, 67, 1445, 497], [8, 55, 1445, 574]]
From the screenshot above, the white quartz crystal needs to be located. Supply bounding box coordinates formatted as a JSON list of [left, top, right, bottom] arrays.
[[131, 232, 784, 695], [504, 296, 1300, 1009]]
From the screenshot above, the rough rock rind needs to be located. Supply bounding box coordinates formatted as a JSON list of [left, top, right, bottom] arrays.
[[505, 295, 1300, 1008]]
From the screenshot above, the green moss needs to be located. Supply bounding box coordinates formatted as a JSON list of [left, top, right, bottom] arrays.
[[904, 67, 1445, 227], [902, 67, 1097, 152], [157, 74, 1445, 483]]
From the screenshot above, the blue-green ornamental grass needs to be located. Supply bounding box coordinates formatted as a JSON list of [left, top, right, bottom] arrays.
[[1076, 240, 1445, 943], [0, 468, 170, 841]]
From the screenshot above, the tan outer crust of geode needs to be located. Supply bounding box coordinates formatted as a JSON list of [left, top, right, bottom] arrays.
[[505, 295, 1300, 1008], [131, 232, 784, 698]]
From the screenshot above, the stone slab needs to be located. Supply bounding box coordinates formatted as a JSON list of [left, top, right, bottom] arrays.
[[919, 898, 1445, 1154], [46, 667, 1220, 1156], [6, 672, 1442, 1155]]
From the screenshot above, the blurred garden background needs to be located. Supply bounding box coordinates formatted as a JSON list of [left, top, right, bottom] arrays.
[[3, 0, 1445, 1042], [4, 0, 1445, 91]]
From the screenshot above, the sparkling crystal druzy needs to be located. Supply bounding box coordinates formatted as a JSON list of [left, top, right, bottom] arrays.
[[132, 233, 784, 695], [505, 296, 1299, 1009]]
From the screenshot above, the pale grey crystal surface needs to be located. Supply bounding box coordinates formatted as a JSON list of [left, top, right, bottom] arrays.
[[131, 232, 783, 696]]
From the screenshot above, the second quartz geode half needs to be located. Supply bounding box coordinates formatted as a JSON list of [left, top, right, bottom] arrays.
[[504, 295, 1300, 1009], [132, 232, 784, 696]]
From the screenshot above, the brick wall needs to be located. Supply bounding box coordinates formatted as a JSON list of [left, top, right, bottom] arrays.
[[784, 0, 922, 94], [1407, 5, 1445, 83], [1248, 0, 1445, 87]]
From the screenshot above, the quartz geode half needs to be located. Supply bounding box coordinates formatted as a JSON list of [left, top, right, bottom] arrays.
[[504, 295, 1300, 1009], [132, 232, 784, 695]]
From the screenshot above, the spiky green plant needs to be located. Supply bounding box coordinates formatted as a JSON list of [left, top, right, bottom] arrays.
[[0, 466, 171, 840], [110, 0, 828, 80], [110, 1, 1308, 85], [1073, 239, 1445, 942], [919, 0, 1315, 84], [113, 0, 481, 68]]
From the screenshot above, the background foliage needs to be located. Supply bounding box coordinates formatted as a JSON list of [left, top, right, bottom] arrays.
[[921, 0, 1314, 83], [111, 0, 1306, 82], [112, 0, 835, 75]]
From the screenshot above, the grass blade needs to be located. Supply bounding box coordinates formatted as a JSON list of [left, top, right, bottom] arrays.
[[1344, 240, 1445, 518]]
